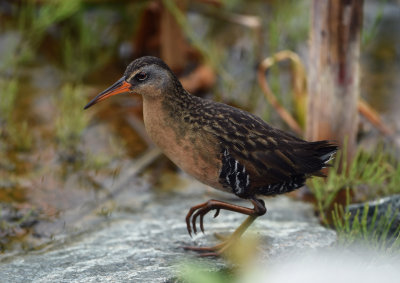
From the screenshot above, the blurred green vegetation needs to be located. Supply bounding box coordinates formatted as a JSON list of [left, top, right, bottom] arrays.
[[309, 145, 400, 225], [308, 144, 400, 255], [0, 77, 32, 152], [60, 10, 114, 83], [332, 200, 400, 254], [55, 84, 89, 152], [14, 0, 81, 65], [362, 0, 386, 46], [0, 78, 18, 124], [178, 262, 233, 283]]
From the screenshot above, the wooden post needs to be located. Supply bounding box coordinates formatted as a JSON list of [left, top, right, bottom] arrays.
[[306, 0, 363, 161], [133, 0, 189, 73], [160, 0, 188, 73]]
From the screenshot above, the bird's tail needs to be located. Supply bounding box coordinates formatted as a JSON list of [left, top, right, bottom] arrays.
[[308, 140, 338, 177], [314, 141, 338, 165]]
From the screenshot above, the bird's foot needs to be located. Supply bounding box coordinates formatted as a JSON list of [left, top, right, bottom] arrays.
[[183, 239, 233, 257], [183, 199, 266, 257], [185, 198, 266, 237], [185, 200, 222, 237]]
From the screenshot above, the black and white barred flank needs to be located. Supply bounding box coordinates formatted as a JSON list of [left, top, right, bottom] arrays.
[[219, 149, 250, 198], [219, 145, 337, 198], [219, 149, 306, 198], [257, 174, 305, 196]]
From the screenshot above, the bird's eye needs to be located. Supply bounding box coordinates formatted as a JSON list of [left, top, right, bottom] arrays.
[[136, 72, 148, 81]]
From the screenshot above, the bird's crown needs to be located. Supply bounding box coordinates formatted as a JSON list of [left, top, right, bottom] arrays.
[[124, 56, 172, 78]]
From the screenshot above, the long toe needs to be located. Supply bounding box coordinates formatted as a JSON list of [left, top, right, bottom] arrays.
[[182, 240, 231, 257]]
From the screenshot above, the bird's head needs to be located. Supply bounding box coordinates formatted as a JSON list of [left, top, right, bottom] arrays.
[[84, 56, 178, 109]]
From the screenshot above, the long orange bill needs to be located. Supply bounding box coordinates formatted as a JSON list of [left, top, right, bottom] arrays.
[[84, 77, 132, 110]]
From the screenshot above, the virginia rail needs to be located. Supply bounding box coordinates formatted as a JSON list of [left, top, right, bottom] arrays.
[[84, 56, 337, 256]]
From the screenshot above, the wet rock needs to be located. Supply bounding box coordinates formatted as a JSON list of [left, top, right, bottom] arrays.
[[0, 183, 336, 282], [347, 194, 400, 238]]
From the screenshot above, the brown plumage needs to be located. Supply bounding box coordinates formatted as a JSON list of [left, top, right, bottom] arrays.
[[84, 56, 338, 256]]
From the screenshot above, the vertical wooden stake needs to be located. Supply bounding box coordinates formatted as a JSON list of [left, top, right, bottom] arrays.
[[306, 0, 363, 162], [160, 0, 188, 72]]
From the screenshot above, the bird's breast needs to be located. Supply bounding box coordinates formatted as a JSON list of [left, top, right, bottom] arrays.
[[142, 98, 225, 191]]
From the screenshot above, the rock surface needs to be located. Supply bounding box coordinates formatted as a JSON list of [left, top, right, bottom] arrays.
[[0, 181, 336, 282], [347, 194, 400, 238]]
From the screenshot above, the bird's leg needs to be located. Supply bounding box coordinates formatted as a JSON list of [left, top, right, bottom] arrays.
[[185, 198, 266, 236], [213, 232, 228, 241], [184, 198, 266, 257], [184, 215, 257, 257]]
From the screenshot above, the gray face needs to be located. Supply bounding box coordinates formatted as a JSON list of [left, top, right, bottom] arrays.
[[125, 65, 173, 99], [84, 56, 178, 109]]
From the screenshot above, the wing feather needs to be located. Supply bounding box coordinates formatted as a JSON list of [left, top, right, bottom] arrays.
[[196, 99, 337, 189]]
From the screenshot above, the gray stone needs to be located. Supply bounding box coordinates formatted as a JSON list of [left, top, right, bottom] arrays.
[[347, 194, 400, 238], [0, 181, 336, 282]]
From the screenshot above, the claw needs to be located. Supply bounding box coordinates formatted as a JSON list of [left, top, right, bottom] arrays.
[[192, 211, 198, 235], [186, 219, 192, 237], [185, 207, 195, 237], [213, 208, 220, 218], [192, 206, 211, 235], [200, 213, 205, 234], [183, 198, 264, 257]]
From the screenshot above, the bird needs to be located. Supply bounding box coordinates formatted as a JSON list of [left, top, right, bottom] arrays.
[[84, 56, 338, 257]]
